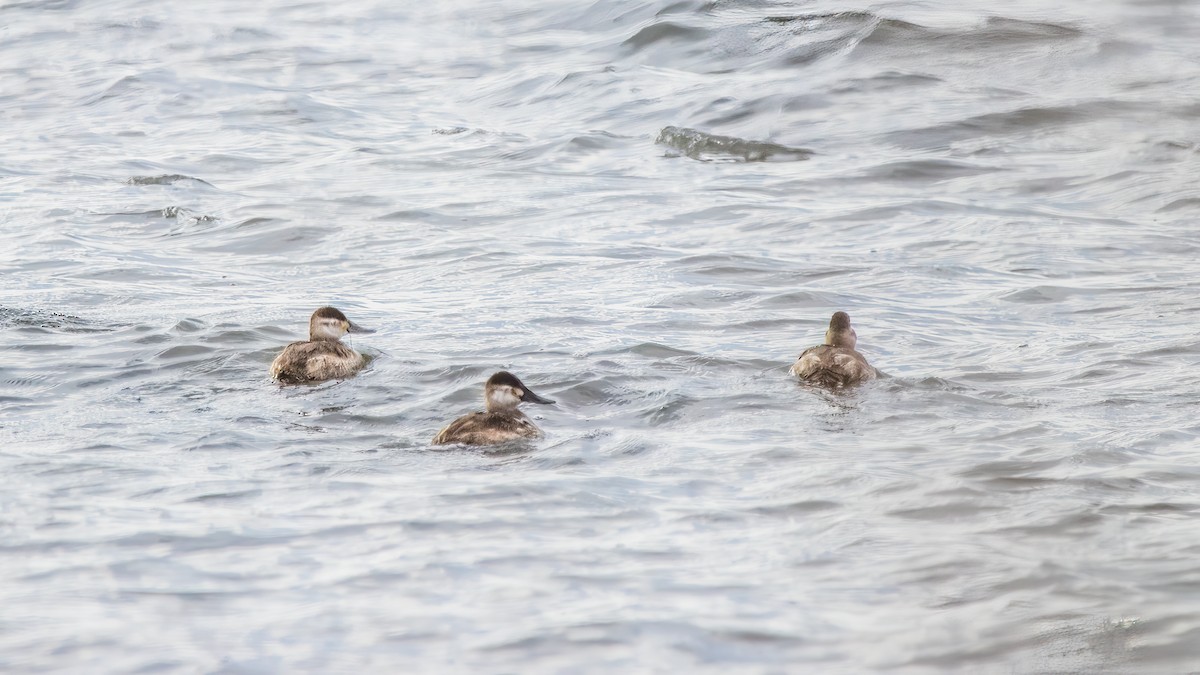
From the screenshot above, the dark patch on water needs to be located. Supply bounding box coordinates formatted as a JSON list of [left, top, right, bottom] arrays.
[[125, 174, 214, 187], [656, 126, 813, 162]]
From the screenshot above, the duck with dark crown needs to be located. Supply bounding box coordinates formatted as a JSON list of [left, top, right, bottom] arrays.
[[433, 371, 555, 445], [789, 311, 878, 387], [270, 306, 375, 384]]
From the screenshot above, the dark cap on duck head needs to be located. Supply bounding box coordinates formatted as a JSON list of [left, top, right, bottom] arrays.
[[487, 371, 554, 404], [829, 311, 852, 331], [310, 306, 374, 334], [312, 306, 348, 321]]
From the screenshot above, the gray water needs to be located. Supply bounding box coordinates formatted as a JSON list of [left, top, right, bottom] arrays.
[[2, 0, 1199, 672]]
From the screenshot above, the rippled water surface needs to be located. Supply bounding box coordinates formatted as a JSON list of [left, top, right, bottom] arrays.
[[3, 0, 1200, 672]]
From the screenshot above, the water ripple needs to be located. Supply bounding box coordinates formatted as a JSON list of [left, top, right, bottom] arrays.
[[2, 0, 1199, 671]]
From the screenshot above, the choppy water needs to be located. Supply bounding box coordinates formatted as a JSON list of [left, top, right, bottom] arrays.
[[3, 0, 1200, 672]]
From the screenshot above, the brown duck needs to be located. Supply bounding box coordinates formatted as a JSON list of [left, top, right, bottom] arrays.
[[270, 306, 375, 384], [789, 311, 878, 387], [433, 371, 555, 445]]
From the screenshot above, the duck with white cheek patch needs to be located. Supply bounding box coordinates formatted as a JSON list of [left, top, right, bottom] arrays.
[[270, 306, 375, 384], [433, 371, 556, 446]]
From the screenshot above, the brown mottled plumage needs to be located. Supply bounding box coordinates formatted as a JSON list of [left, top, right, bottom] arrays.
[[433, 371, 555, 446], [270, 306, 375, 384], [789, 311, 878, 387]]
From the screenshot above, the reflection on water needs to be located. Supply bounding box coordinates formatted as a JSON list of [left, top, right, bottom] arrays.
[[2, 0, 1200, 672]]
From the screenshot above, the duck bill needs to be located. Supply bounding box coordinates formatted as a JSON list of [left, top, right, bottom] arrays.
[[523, 388, 555, 405], [346, 320, 375, 334]]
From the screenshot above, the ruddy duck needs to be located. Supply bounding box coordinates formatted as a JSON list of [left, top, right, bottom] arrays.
[[433, 371, 555, 446], [270, 306, 375, 384], [789, 311, 878, 387]]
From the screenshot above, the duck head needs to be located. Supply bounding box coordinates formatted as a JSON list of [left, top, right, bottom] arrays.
[[824, 311, 858, 349], [484, 371, 555, 411], [308, 306, 375, 341]]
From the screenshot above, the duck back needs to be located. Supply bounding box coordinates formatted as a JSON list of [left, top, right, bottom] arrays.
[[271, 340, 364, 384], [433, 411, 542, 446], [790, 345, 877, 387]]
